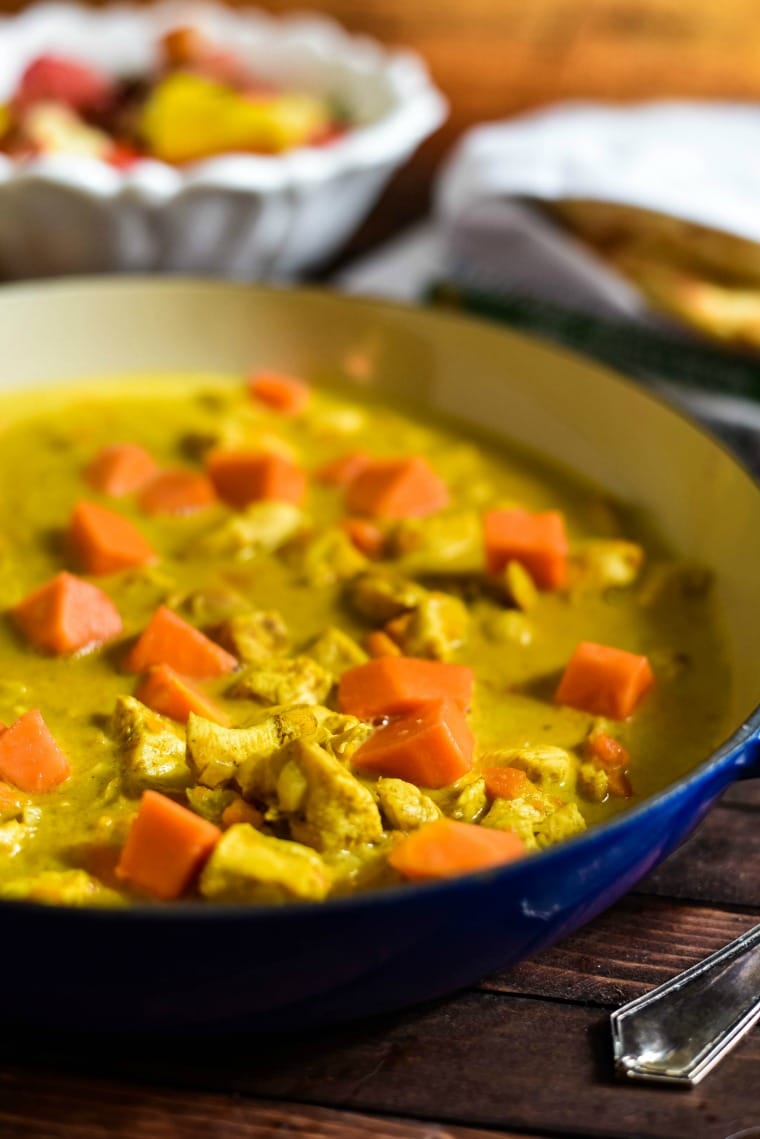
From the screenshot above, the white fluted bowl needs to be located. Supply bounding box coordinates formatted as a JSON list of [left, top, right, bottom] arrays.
[[0, 2, 446, 279]]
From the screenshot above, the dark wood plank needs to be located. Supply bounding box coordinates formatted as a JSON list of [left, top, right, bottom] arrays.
[[482, 896, 759, 1005], [636, 803, 760, 906], [1, 791, 757, 1139], [2, 991, 757, 1139], [720, 779, 760, 807], [0, 1077, 537, 1139]]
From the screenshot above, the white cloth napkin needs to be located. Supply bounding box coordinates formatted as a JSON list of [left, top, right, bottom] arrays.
[[434, 101, 760, 326]]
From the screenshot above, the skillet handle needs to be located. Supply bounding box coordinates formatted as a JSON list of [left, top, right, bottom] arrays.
[[611, 922, 760, 1086]]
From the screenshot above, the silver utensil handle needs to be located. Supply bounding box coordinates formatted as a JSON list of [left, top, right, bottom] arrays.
[[611, 921, 760, 1086]]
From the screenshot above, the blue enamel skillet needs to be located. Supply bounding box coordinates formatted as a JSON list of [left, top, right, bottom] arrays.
[[0, 279, 757, 1031]]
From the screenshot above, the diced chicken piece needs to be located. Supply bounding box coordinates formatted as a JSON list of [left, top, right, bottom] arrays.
[[275, 757, 310, 813], [196, 501, 304, 559], [188, 705, 380, 851], [187, 705, 321, 789], [449, 776, 489, 823], [185, 785, 236, 824], [287, 740, 385, 852], [398, 593, 469, 660], [22, 803, 43, 828], [347, 568, 427, 623], [502, 561, 539, 611], [568, 539, 645, 592], [299, 529, 367, 587], [306, 626, 368, 678], [577, 762, 609, 803], [326, 838, 399, 895], [199, 823, 330, 903], [214, 610, 289, 665], [377, 777, 441, 831], [0, 819, 29, 856], [228, 655, 333, 706], [173, 585, 249, 626], [534, 802, 587, 848], [316, 712, 374, 763], [311, 407, 366, 438], [481, 610, 533, 646], [0, 869, 124, 906], [480, 797, 544, 850], [391, 510, 484, 576], [112, 695, 191, 793], [485, 745, 575, 791]]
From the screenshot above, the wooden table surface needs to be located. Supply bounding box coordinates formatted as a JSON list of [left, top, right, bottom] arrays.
[[1, 2, 760, 1136]]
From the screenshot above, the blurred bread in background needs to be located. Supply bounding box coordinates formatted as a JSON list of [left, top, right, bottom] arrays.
[[551, 201, 760, 350]]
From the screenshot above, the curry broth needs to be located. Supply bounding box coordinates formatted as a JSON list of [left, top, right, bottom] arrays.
[[0, 373, 731, 903]]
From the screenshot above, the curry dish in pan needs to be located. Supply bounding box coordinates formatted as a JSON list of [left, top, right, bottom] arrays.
[[0, 370, 730, 905]]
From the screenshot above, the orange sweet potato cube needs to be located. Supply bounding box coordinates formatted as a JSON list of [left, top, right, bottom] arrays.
[[125, 605, 237, 678], [389, 818, 525, 880], [345, 456, 449, 519], [12, 571, 122, 655], [316, 451, 371, 486], [138, 469, 217, 515], [0, 709, 70, 792], [483, 508, 568, 589], [85, 443, 158, 497], [68, 500, 157, 575], [205, 449, 307, 508], [352, 700, 474, 788], [247, 371, 310, 415], [482, 766, 533, 800], [338, 657, 474, 720], [116, 790, 221, 900], [555, 641, 655, 719], [135, 664, 229, 725]]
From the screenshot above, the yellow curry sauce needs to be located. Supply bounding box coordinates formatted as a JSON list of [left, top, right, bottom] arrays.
[[0, 372, 731, 905]]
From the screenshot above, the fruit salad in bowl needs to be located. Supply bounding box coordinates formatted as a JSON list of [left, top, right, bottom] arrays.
[[0, 2, 445, 278], [1, 25, 350, 166]]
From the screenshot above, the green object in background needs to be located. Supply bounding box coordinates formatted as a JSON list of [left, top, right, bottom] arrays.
[[428, 281, 760, 402], [428, 281, 760, 476]]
